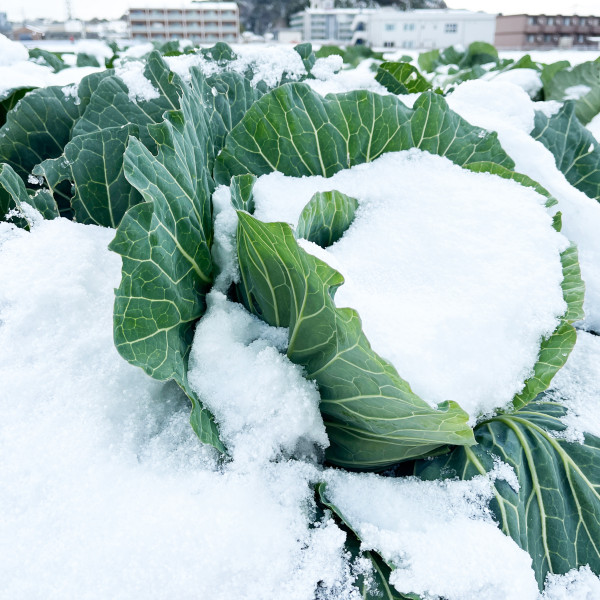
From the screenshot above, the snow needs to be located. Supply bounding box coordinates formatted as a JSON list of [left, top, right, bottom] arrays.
[[587, 112, 600, 141], [542, 566, 600, 600], [166, 44, 309, 88], [0, 34, 29, 67], [546, 330, 600, 442], [250, 149, 568, 420], [211, 184, 241, 291], [449, 79, 536, 132], [563, 84, 592, 100], [0, 217, 355, 600], [188, 290, 328, 465], [322, 469, 539, 600], [311, 55, 343, 81], [447, 79, 600, 332], [0, 33, 29, 67], [307, 58, 389, 96], [115, 59, 160, 102], [121, 42, 156, 59], [0, 63, 102, 98], [488, 67, 543, 98]]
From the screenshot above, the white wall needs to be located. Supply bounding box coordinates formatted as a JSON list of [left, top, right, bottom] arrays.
[[353, 10, 496, 50]]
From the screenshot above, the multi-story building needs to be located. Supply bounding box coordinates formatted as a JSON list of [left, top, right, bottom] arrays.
[[352, 9, 496, 50], [289, 0, 377, 43], [495, 14, 600, 50], [0, 12, 11, 35], [128, 2, 240, 43]]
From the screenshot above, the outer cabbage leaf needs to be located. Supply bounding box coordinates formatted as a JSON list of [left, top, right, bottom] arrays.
[[296, 190, 358, 248], [28, 48, 67, 72], [418, 42, 498, 74], [35, 124, 143, 228], [294, 43, 316, 76], [76, 52, 100, 68], [200, 42, 237, 64], [236, 212, 474, 469], [540, 60, 570, 91], [34, 59, 259, 229], [214, 83, 513, 184], [375, 62, 432, 95], [0, 163, 58, 229], [0, 70, 111, 182], [72, 51, 182, 146], [416, 400, 600, 589], [531, 101, 600, 202], [543, 59, 600, 125], [109, 79, 222, 451]]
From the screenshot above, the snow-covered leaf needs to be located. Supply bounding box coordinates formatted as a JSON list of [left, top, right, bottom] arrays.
[[236, 212, 475, 469], [543, 59, 600, 125], [532, 101, 600, 202], [416, 400, 600, 589], [109, 77, 222, 451], [0, 162, 58, 228]]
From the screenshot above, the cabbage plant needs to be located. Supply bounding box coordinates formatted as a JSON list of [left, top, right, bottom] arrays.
[[2, 41, 599, 599]]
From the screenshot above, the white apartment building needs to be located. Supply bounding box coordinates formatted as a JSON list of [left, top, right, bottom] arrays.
[[128, 1, 240, 43], [352, 9, 496, 49], [290, 0, 376, 43]]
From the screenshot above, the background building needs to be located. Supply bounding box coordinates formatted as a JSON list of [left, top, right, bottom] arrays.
[[128, 2, 240, 43], [290, 0, 376, 43], [352, 9, 495, 49], [495, 14, 600, 49]]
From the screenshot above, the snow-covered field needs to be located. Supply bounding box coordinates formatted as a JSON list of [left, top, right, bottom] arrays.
[[2, 35, 600, 599]]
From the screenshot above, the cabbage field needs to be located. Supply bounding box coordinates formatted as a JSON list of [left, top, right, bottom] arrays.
[[2, 34, 600, 599]]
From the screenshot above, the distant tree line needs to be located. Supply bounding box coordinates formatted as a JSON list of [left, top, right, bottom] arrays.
[[237, 0, 447, 35]]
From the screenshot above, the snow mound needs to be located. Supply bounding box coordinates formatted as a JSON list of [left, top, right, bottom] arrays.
[[188, 290, 328, 465], [448, 78, 600, 332], [250, 149, 568, 420], [323, 468, 539, 600], [0, 218, 353, 600], [0, 34, 28, 67], [542, 566, 600, 600]]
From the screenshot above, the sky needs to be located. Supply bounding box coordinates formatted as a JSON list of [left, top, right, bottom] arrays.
[[3, 0, 600, 23]]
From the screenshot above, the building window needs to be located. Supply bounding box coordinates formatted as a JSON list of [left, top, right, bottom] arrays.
[[445, 23, 457, 33], [580, 17, 586, 25], [527, 34, 534, 42], [547, 17, 554, 25], [403, 23, 415, 31], [578, 34, 585, 42], [402, 40, 413, 48], [564, 17, 571, 25], [528, 16, 537, 25], [383, 41, 395, 47], [538, 16, 545, 24], [573, 17, 578, 24], [544, 34, 551, 42], [556, 17, 562, 24], [385, 23, 395, 31]]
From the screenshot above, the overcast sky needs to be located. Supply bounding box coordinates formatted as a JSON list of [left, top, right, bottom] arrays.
[[4, 0, 600, 23]]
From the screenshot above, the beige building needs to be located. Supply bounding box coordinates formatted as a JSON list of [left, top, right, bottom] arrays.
[[495, 14, 600, 49], [128, 2, 239, 43]]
